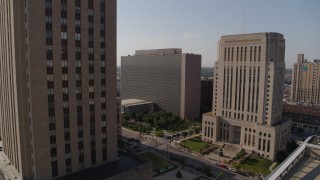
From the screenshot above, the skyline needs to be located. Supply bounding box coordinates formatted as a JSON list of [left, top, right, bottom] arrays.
[[118, 0, 320, 68]]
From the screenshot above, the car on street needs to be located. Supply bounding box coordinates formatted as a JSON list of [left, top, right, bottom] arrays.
[[228, 167, 237, 172], [211, 161, 219, 165]]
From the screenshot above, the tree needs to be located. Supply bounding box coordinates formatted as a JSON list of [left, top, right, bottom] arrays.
[[136, 112, 144, 122], [122, 114, 130, 121], [130, 113, 136, 119], [194, 127, 201, 134], [216, 172, 224, 179], [188, 130, 194, 135], [236, 149, 246, 159]]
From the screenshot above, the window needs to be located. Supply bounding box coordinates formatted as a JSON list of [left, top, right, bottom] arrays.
[[75, 20, 81, 28], [51, 161, 58, 177], [61, 32, 67, 39], [46, 16, 52, 24], [61, 18, 67, 26], [46, 31, 52, 38], [75, 33, 81, 41]]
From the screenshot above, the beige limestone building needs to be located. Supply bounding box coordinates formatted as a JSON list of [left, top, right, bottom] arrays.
[[202, 33, 291, 160], [0, 0, 117, 179], [121, 48, 201, 119], [291, 54, 320, 105]]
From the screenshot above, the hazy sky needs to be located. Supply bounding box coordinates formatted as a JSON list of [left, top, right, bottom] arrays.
[[118, 0, 320, 68]]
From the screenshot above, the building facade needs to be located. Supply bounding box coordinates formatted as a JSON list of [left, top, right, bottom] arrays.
[[291, 54, 320, 105], [283, 102, 320, 135], [121, 48, 201, 119], [200, 78, 213, 113], [0, 0, 117, 179], [202, 33, 291, 160]]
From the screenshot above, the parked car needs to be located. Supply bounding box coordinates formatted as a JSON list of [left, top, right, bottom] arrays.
[[228, 167, 237, 172], [219, 164, 227, 169], [211, 161, 219, 165]]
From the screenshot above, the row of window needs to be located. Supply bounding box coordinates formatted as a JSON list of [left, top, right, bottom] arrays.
[[222, 66, 261, 115], [46, 0, 108, 177], [223, 46, 261, 62]]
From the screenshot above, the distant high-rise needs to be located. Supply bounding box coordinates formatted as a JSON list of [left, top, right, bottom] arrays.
[[0, 0, 117, 179], [291, 54, 320, 105], [121, 48, 201, 119], [202, 33, 291, 160]]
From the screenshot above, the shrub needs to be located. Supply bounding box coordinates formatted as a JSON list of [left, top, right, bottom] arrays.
[[236, 149, 246, 159], [155, 129, 164, 137]]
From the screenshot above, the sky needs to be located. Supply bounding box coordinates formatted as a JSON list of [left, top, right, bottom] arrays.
[[118, 0, 320, 68]]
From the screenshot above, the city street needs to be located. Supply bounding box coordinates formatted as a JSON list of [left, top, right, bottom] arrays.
[[122, 127, 248, 180]]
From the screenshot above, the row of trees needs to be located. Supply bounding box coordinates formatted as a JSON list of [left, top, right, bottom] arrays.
[[123, 110, 201, 132]]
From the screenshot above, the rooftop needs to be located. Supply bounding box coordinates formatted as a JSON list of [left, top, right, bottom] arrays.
[[308, 136, 320, 146], [121, 98, 153, 106], [285, 101, 320, 107], [135, 48, 182, 56]]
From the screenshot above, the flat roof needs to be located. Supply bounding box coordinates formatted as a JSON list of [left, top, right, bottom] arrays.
[[56, 152, 146, 180], [308, 136, 320, 146], [121, 98, 153, 106]]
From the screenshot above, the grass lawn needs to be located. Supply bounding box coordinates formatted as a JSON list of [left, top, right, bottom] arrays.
[[138, 152, 172, 171], [271, 162, 280, 171], [182, 136, 210, 153], [239, 155, 272, 175]]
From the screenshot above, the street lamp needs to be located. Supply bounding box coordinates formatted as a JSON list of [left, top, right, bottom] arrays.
[[155, 138, 158, 152], [166, 143, 169, 158]]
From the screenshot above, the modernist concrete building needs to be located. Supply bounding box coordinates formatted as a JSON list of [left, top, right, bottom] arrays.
[[202, 33, 291, 160], [121, 99, 154, 115], [291, 54, 320, 105], [121, 48, 201, 119], [0, 0, 117, 179], [117, 98, 122, 141]]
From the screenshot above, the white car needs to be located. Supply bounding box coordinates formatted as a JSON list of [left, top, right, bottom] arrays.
[[228, 167, 237, 172], [211, 161, 219, 165]]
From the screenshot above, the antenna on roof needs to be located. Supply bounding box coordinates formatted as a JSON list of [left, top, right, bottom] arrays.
[[243, 12, 246, 33]]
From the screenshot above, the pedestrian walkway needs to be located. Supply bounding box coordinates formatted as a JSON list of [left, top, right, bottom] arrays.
[[0, 152, 22, 180]]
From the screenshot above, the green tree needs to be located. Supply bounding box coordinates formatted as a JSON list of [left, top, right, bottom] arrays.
[[136, 112, 144, 122], [216, 172, 224, 179], [130, 113, 136, 119], [236, 149, 246, 159], [122, 114, 130, 121], [194, 127, 201, 134]]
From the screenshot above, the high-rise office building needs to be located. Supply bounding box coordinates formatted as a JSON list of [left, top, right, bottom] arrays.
[[291, 54, 320, 105], [121, 48, 201, 119], [202, 33, 291, 160], [0, 0, 117, 179]]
